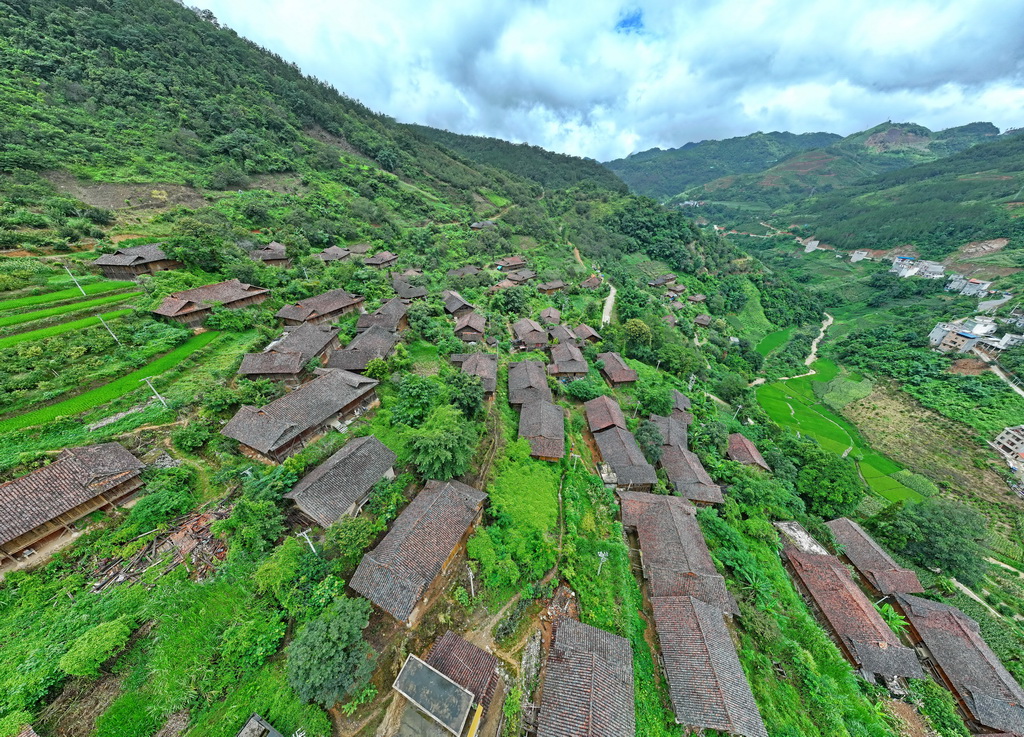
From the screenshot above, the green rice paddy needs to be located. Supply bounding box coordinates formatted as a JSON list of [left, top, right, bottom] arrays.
[[755, 326, 795, 356], [0, 281, 136, 311], [0, 309, 134, 350], [0, 292, 140, 328]]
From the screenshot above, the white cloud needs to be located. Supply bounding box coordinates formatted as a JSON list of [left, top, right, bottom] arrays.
[[195, 0, 1024, 160]]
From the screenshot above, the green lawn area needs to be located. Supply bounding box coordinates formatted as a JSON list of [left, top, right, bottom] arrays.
[[0, 280, 136, 311], [0, 309, 134, 350], [756, 326, 794, 356], [0, 331, 220, 432], [0, 291, 140, 328]]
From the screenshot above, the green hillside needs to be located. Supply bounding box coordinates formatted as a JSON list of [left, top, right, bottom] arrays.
[[684, 121, 1001, 210], [604, 130, 841, 200]]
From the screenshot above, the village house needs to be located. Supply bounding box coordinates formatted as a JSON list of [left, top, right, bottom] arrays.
[[547, 324, 577, 345], [401, 268, 423, 278], [947, 275, 994, 297], [580, 274, 602, 289], [235, 714, 282, 737], [494, 255, 526, 270], [470, 220, 496, 230], [619, 492, 737, 612], [363, 251, 399, 269], [651, 414, 723, 505], [518, 400, 565, 461], [347, 242, 372, 255], [537, 279, 567, 295], [992, 425, 1024, 472], [238, 324, 341, 385], [284, 436, 396, 526], [825, 518, 924, 597], [536, 619, 635, 737], [850, 250, 871, 263], [93, 243, 181, 279], [648, 274, 676, 287], [392, 276, 428, 300], [663, 313, 677, 327], [597, 352, 638, 386], [511, 318, 548, 351], [152, 279, 270, 327], [776, 522, 924, 684], [547, 342, 588, 380], [666, 283, 687, 299], [423, 632, 500, 720], [727, 433, 771, 471], [694, 314, 712, 328], [652, 595, 768, 737], [326, 325, 400, 373], [450, 353, 497, 396], [350, 479, 486, 626], [687, 294, 707, 304], [220, 369, 378, 463], [574, 323, 602, 343], [454, 312, 486, 343], [0, 443, 144, 563], [592, 425, 657, 490], [357, 298, 409, 333], [507, 360, 553, 407], [440, 289, 475, 316], [487, 278, 516, 294], [316, 245, 351, 263], [539, 307, 561, 325], [446, 265, 481, 278], [506, 268, 537, 284], [584, 395, 625, 433], [670, 390, 693, 424], [250, 242, 291, 268], [892, 593, 1024, 734], [275, 288, 364, 325]]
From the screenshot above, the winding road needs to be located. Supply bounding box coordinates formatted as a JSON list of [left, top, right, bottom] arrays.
[[601, 283, 617, 326], [750, 312, 834, 387]]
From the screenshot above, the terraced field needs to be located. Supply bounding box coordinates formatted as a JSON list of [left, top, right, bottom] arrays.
[[756, 326, 794, 356], [0, 291, 140, 328], [0, 308, 134, 350], [0, 280, 136, 311]]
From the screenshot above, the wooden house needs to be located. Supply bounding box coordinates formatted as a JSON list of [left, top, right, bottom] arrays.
[[597, 352, 637, 386], [275, 288, 364, 325], [316, 245, 351, 263], [392, 276, 428, 300], [537, 280, 567, 295], [511, 318, 548, 351], [238, 324, 341, 385], [357, 298, 409, 333], [508, 360, 552, 407], [326, 326, 400, 373], [152, 280, 270, 327], [547, 342, 588, 380], [518, 400, 565, 461], [454, 312, 486, 343], [250, 242, 292, 268], [726, 433, 771, 471], [364, 251, 399, 269], [450, 353, 497, 395], [441, 290, 475, 316], [539, 307, 561, 325], [93, 243, 181, 279]]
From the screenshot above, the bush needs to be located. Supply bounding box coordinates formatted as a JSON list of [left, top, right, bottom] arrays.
[[59, 618, 133, 677], [172, 420, 211, 452]]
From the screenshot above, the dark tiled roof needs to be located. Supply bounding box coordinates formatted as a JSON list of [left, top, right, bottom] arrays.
[[364, 250, 398, 266], [221, 370, 378, 455], [659, 447, 723, 504], [667, 283, 687, 294], [826, 518, 924, 595], [593, 427, 657, 488], [694, 314, 712, 327], [538, 280, 567, 291], [153, 279, 269, 317], [894, 593, 1024, 733], [425, 631, 500, 707], [508, 361, 553, 406], [440, 290, 474, 314], [652, 596, 768, 737], [447, 265, 481, 278], [726, 434, 771, 471], [670, 389, 692, 414], [580, 275, 602, 289], [540, 307, 561, 324], [548, 324, 577, 345], [357, 298, 408, 332], [0, 444, 144, 545], [455, 312, 486, 335], [348, 242, 372, 254], [455, 353, 497, 394], [240, 324, 340, 376], [650, 414, 688, 450], [597, 352, 637, 384], [317, 245, 351, 262], [547, 342, 588, 377], [496, 256, 526, 268], [350, 480, 486, 623], [94, 243, 169, 266], [537, 619, 635, 737], [392, 277, 428, 300], [512, 318, 548, 345], [275, 289, 363, 322], [507, 268, 537, 283], [574, 323, 602, 341], [519, 400, 565, 459], [583, 396, 625, 433], [688, 294, 707, 302], [326, 326, 399, 372], [784, 548, 923, 679], [251, 242, 289, 262], [238, 351, 305, 377], [648, 274, 676, 287], [284, 436, 396, 526], [618, 492, 736, 613]]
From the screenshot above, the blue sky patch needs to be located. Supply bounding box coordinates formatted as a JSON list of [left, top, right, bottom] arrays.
[[615, 8, 644, 34]]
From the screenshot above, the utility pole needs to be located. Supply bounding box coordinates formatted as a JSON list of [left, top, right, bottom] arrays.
[[733, 404, 743, 420], [597, 551, 609, 576], [62, 263, 87, 297], [688, 373, 696, 391], [97, 315, 123, 347], [139, 377, 168, 408], [466, 564, 475, 599], [297, 529, 318, 556]]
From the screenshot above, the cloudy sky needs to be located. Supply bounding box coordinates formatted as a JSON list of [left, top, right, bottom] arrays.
[[194, 0, 1024, 161]]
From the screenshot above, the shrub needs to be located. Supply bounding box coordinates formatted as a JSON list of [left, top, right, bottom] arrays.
[[59, 618, 133, 677]]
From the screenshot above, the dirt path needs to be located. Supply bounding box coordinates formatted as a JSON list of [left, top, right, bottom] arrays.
[[750, 312, 833, 387], [601, 283, 617, 326], [572, 245, 584, 267], [954, 578, 1005, 620]]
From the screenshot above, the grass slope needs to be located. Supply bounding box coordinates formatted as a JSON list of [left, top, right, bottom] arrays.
[[0, 292, 139, 328], [0, 281, 136, 311], [0, 309, 133, 350]]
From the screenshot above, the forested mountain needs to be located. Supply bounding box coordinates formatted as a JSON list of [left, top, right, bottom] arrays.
[[603, 130, 841, 199], [404, 124, 628, 193], [683, 121, 1001, 209]]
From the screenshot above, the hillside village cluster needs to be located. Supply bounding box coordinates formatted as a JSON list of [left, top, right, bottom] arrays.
[[3, 230, 1024, 737]]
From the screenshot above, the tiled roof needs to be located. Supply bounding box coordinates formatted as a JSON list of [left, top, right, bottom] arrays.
[[94, 243, 169, 266], [540, 307, 561, 324], [670, 390, 693, 424], [726, 434, 771, 471], [236, 714, 283, 737], [537, 619, 635, 737], [583, 396, 625, 433], [251, 242, 289, 262], [650, 414, 688, 450], [350, 480, 485, 622], [894, 593, 1024, 733], [512, 318, 548, 344], [548, 324, 577, 345], [447, 265, 481, 278], [275, 289, 363, 322], [317, 245, 351, 262], [508, 361, 553, 406], [694, 314, 712, 327], [826, 518, 924, 595], [496, 256, 526, 268], [648, 274, 676, 287], [618, 492, 736, 613], [357, 298, 408, 332], [580, 275, 601, 289], [688, 294, 707, 302], [597, 352, 637, 384], [441, 290, 474, 314], [0, 444, 144, 545], [649, 414, 723, 504], [239, 324, 340, 376], [364, 250, 398, 266], [538, 280, 567, 291], [547, 342, 588, 377], [507, 268, 537, 283], [574, 323, 602, 341], [425, 631, 500, 707], [153, 279, 268, 316], [392, 277, 428, 300], [284, 436, 396, 526], [652, 596, 768, 737], [455, 353, 497, 394], [455, 312, 486, 334], [593, 427, 657, 488], [326, 326, 399, 372], [784, 548, 923, 679], [221, 370, 378, 455], [238, 351, 305, 376], [519, 400, 565, 459]]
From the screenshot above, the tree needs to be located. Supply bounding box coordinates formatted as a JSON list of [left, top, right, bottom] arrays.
[[363, 357, 390, 381], [444, 371, 484, 419], [286, 597, 375, 708], [790, 443, 863, 518], [624, 318, 652, 347], [59, 619, 133, 677], [406, 405, 477, 479], [392, 374, 441, 426], [634, 379, 672, 416], [634, 420, 664, 465]]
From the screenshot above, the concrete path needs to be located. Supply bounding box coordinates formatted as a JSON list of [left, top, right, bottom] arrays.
[[601, 283, 617, 326], [750, 312, 833, 387]]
